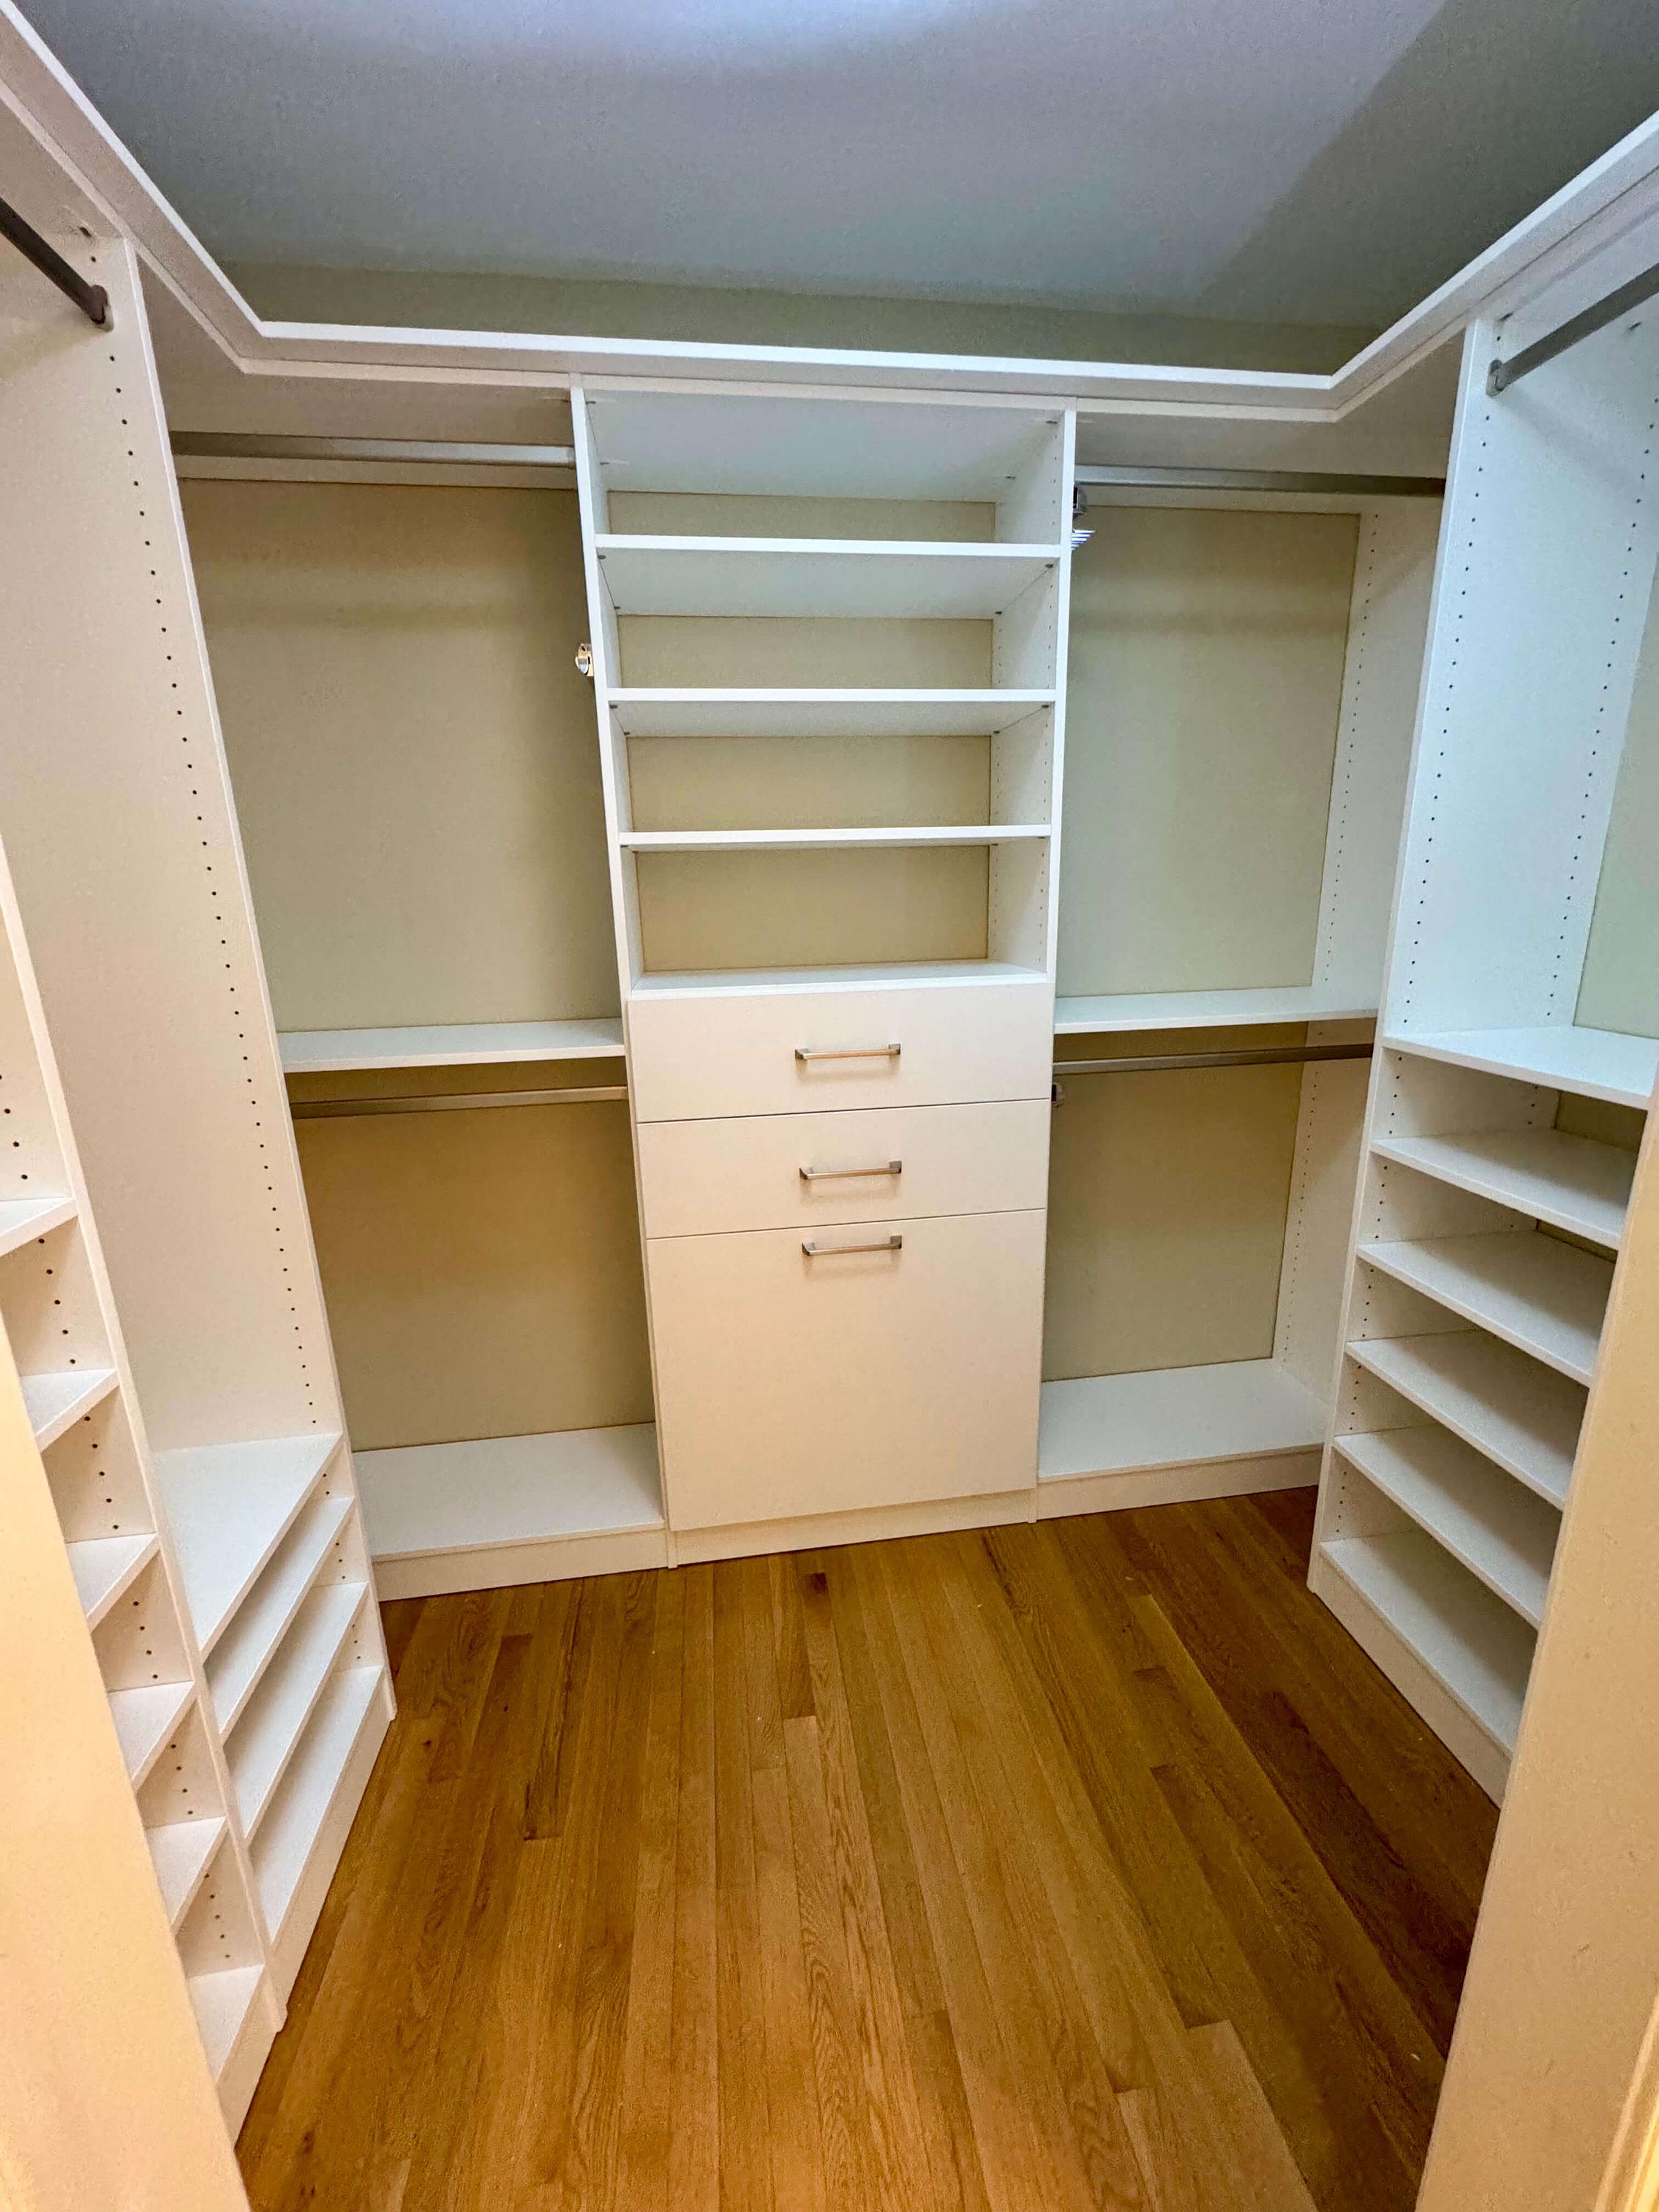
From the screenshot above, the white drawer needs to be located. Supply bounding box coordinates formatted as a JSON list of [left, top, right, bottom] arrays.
[[647, 1208, 1045, 1530], [627, 977, 1052, 1121], [636, 1099, 1050, 1238]]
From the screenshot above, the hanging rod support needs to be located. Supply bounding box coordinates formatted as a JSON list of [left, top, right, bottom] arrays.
[[1053, 1040, 1372, 1083], [292, 1084, 627, 1118], [1488, 260, 1659, 395], [0, 195, 108, 328]]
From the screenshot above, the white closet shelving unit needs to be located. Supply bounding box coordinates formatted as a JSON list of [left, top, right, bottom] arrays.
[[1312, 268, 1659, 1799]]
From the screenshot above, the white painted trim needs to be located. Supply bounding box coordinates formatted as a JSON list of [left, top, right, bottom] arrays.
[[1035, 1448, 1318, 1521], [672, 1487, 1036, 1564], [372, 1524, 670, 1601]]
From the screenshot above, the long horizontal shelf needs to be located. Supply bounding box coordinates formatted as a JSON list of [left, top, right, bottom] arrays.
[[619, 824, 1050, 853], [146, 1816, 226, 1930], [1372, 1127, 1634, 1248], [252, 1663, 384, 1938], [1039, 1358, 1325, 1481], [631, 959, 1043, 1001], [108, 1679, 194, 1788], [228, 1579, 367, 1837], [1358, 1232, 1612, 1386], [1347, 1331, 1582, 1508], [1388, 1026, 1658, 1111], [69, 1530, 159, 1627], [280, 1019, 624, 1074], [356, 1424, 663, 1563], [0, 1191, 76, 1259], [607, 688, 1056, 738], [1334, 1428, 1557, 1627], [1056, 985, 1377, 1035], [189, 1964, 265, 2080], [22, 1366, 118, 1450], [154, 1432, 341, 1654], [592, 535, 1064, 618], [1320, 1530, 1534, 1753], [208, 1491, 354, 1733]]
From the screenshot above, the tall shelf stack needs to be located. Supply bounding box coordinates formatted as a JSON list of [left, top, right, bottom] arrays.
[[1312, 282, 1659, 1799]]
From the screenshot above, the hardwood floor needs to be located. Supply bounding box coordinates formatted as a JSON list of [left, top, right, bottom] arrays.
[[238, 1493, 1497, 2212]]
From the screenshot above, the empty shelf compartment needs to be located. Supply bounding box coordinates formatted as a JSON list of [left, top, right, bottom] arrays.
[[154, 1432, 342, 1653], [1358, 1231, 1612, 1386], [252, 1663, 385, 1938], [1385, 1026, 1658, 1113], [593, 537, 1063, 620], [1371, 1126, 1634, 1247], [146, 1816, 227, 1930], [207, 1489, 355, 1732], [1347, 1331, 1582, 1507], [227, 1579, 368, 1836], [1335, 1426, 1558, 1625]]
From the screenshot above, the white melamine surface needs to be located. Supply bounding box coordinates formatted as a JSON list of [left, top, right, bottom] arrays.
[[228, 1581, 367, 1835], [154, 1434, 342, 1653], [146, 1817, 226, 1930], [279, 1019, 624, 1073], [1372, 1128, 1636, 1247], [1038, 1358, 1326, 1480], [68, 1531, 159, 1628], [637, 1099, 1050, 1239], [1359, 1232, 1613, 1385], [1347, 1331, 1582, 1507], [1320, 1530, 1534, 1751], [594, 538, 1063, 619], [1054, 985, 1377, 1034], [609, 690, 1056, 739], [631, 960, 1042, 998], [619, 824, 1050, 852], [252, 1663, 383, 1938], [108, 1680, 195, 1788], [1335, 1427, 1557, 1625], [187, 1965, 264, 2079], [1388, 1027, 1659, 1112], [206, 1492, 354, 1733], [356, 1425, 663, 1561], [20, 1366, 118, 1450], [0, 1192, 75, 1259]]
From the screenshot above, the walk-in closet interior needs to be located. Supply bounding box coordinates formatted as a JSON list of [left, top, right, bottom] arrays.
[[3, 8, 1659, 2209]]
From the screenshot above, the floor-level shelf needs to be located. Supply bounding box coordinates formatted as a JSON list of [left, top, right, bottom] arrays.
[[1037, 1360, 1325, 1515], [1358, 1231, 1613, 1386], [607, 688, 1057, 738], [1371, 1127, 1633, 1248], [356, 1425, 667, 1600], [154, 1433, 342, 1653], [1346, 1331, 1582, 1508], [1055, 985, 1377, 1034], [1385, 1026, 1659, 1112], [592, 535, 1064, 619], [187, 1965, 267, 2079], [1334, 1427, 1557, 1627], [279, 1019, 625, 1074]]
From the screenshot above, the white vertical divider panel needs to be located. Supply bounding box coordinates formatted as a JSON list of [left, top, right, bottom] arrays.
[[0, 231, 391, 2104]]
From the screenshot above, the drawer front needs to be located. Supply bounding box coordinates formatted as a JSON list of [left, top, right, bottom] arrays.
[[627, 978, 1052, 1121], [636, 1099, 1050, 1238], [647, 1208, 1045, 1530]]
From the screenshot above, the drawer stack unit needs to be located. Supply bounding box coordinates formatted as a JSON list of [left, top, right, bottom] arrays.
[[571, 385, 1075, 1543]]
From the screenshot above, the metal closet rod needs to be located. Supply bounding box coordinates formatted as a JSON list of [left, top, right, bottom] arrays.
[[0, 194, 109, 328], [1489, 258, 1659, 396], [172, 432, 576, 467], [1055, 1039, 1373, 1077], [1074, 464, 1444, 498], [292, 1083, 626, 1119]]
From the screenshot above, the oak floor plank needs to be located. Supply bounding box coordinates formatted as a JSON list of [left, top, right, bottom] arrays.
[[241, 1503, 1493, 2212]]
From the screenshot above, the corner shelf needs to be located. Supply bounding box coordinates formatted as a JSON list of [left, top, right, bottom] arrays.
[[608, 688, 1056, 739], [593, 535, 1064, 619], [620, 824, 1050, 852], [1385, 1026, 1658, 1112], [1347, 1331, 1581, 1508], [1372, 1127, 1633, 1248], [1358, 1231, 1612, 1386], [1334, 1427, 1557, 1627], [1055, 985, 1377, 1034], [279, 1019, 624, 1074], [153, 1433, 342, 1655]]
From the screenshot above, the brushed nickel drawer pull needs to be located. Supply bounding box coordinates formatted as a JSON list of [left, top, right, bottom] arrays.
[[799, 1159, 903, 1182], [802, 1234, 903, 1257], [794, 1043, 901, 1063]]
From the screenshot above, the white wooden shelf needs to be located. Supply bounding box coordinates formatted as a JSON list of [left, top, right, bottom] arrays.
[[207, 1492, 354, 1733], [146, 1816, 226, 1930], [1372, 1127, 1634, 1248], [153, 1432, 341, 1654], [279, 1019, 624, 1074], [1334, 1427, 1557, 1627], [1358, 1231, 1612, 1386], [593, 536, 1064, 619], [108, 1679, 194, 1788], [1320, 1530, 1534, 1753], [619, 824, 1050, 852], [631, 959, 1043, 1001], [1387, 1026, 1659, 1112], [68, 1530, 159, 1628], [607, 688, 1056, 739], [0, 1191, 76, 1259], [1347, 1331, 1582, 1508], [228, 1579, 367, 1837], [1039, 1359, 1325, 1481], [188, 1964, 265, 2079], [1055, 985, 1377, 1035], [252, 1663, 383, 1938], [21, 1366, 118, 1450]]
